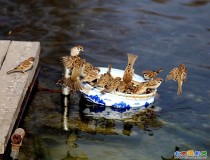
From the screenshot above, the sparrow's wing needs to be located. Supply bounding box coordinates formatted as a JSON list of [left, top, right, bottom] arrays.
[[82, 70, 99, 82], [166, 67, 179, 81], [145, 80, 157, 86]]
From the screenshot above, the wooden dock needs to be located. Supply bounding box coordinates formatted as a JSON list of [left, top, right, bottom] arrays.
[[0, 40, 40, 154]]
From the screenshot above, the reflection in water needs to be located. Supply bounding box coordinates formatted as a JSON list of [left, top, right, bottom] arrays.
[[62, 151, 88, 160], [78, 96, 163, 135], [136, 9, 186, 20], [61, 94, 163, 137], [61, 95, 70, 131], [183, 0, 210, 6]]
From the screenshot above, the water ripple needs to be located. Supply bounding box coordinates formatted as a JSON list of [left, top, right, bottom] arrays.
[[135, 9, 187, 20]]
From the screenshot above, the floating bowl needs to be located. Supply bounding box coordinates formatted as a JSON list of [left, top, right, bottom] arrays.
[[80, 67, 156, 109]]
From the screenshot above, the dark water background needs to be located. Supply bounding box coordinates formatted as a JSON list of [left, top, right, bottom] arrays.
[[1, 0, 210, 160]]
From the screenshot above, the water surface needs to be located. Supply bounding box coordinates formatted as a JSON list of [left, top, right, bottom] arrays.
[[0, 0, 210, 160]]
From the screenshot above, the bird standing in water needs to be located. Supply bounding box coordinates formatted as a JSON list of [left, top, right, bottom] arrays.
[[142, 68, 163, 80], [123, 53, 138, 84], [7, 57, 35, 74], [166, 64, 187, 95]]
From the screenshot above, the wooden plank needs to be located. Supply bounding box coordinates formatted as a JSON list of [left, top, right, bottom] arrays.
[[0, 40, 11, 69], [0, 40, 40, 154]]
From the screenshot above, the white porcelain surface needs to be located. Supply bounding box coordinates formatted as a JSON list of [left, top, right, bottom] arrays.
[[80, 67, 156, 108]]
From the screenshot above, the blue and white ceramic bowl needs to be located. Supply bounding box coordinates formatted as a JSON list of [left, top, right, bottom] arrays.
[[81, 67, 156, 109]]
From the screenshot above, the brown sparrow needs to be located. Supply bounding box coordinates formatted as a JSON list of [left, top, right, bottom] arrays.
[[94, 64, 113, 88], [101, 77, 121, 94], [61, 56, 79, 69], [142, 68, 163, 80], [70, 45, 84, 57], [123, 53, 138, 84], [133, 83, 147, 94], [80, 61, 101, 84], [117, 81, 127, 93], [166, 64, 187, 95], [61, 45, 84, 68], [124, 82, 135, 94], [57, 59, 86, 92], [81, 67, 100, 84], [144, 77, 163, 90], [83, 62, 100, 75], [7, 57, 35, 74]]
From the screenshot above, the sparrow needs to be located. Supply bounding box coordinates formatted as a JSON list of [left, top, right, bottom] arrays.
[[117, 81, 127, 93], [124, 82, 135, 94], [61, 56, 79, 69], [7, 57, 35, 74], [133, 83, 147, 94], [101, 77, 121, 94], [83, 62, 100, 75], [57, 59, 86, 92], [70, 45, 84, 57], [81, 67, 100, 84], [123, 53, 138, 84], [144, 77, 163, 90], [61, 45, 84, 68], [142, 68, 163, 80], [166, 64, 187, 95], [94, 64, 113, 88]]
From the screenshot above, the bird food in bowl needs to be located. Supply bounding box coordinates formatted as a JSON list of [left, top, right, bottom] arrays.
[[80, 67, 157, 109]]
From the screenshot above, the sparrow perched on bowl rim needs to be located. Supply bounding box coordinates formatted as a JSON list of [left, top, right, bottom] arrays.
[[166, 64, 187, 95], [133, 83, 147, 94], [7, 57, 35, 74], [142, 68, 163, 80], [144, 77, 163, 90], [123, 53, 138, 84]]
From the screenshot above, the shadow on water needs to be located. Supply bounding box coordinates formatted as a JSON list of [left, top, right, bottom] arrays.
[[60, 95, 163, 136]]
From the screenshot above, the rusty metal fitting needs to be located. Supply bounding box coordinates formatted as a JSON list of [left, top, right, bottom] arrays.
[[10, 128, 25, 159]]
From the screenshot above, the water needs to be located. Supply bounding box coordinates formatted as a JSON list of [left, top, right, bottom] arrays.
[[1, 0, 210, 159]]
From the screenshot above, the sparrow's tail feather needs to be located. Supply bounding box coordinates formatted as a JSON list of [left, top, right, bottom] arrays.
[[156, 68, 163, 74], [177, 80, 183, 95], [127, 54, 138, 67], [7, 69, 20, 74], [72, 79, 83, 91], [107, 64, 112, 74]]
